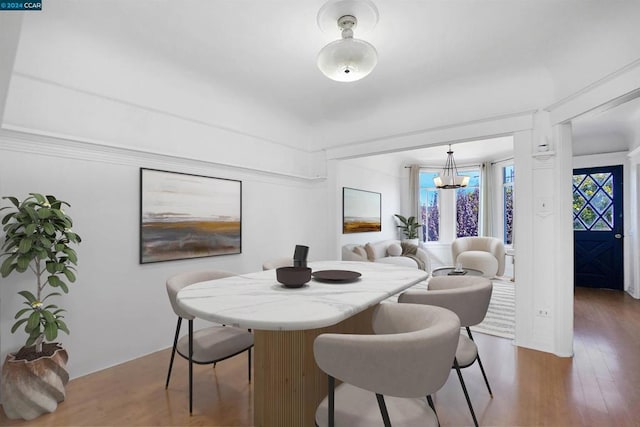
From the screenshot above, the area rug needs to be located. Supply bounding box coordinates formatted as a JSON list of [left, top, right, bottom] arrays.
[[471, 278, 515, 339]]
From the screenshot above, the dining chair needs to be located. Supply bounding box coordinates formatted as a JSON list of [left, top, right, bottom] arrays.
[[398, 275, 493, 427], [314, 302, 460, 426], [261, 257, 293, 270], [165, 270, 254, 414]]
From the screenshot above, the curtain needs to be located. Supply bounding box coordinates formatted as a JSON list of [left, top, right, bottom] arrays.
[[408, 164, 421, 221], [481, 161, 494, 236]]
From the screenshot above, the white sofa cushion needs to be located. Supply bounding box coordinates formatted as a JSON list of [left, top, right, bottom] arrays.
[[352, 245, 367, 259], [456, 251, 499, 277], [342, 240, 431, 272], [387, 243, 402, 257], [364, 241, 389, 261], [376, 256, 419, 268], [341, 244, 368, 262]]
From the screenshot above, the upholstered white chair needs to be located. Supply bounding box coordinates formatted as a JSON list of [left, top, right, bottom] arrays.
[[165, 270, 254, 414], [263, 245, 308, 270], [314, 303, 460, 427], [261, 257, 294, 270], [399, 275, 493, 427], [452, 236, 506, 277]]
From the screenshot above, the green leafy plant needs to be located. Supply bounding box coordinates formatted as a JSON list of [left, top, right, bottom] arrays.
[[1, 193, 81, 353], [394, 214, 421, 240]]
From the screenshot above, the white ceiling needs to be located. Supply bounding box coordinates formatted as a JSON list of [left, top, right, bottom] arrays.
[[572, 94, 640, 156], [10, 1, 640, 159], [38, 1, 639, 124]]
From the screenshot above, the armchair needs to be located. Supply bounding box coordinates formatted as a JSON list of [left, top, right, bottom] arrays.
[[452, 236, 505, 278]]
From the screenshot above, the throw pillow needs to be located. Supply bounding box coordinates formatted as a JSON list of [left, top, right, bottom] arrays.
[[401, 241, 418, 256], [352, 245, 367, 260], [364, 243, 376, 261], [372, 241, 389, 259], [387, 243, 402, 257]]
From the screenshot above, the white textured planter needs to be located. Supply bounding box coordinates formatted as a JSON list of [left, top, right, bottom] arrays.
[[1, 344, 69, 420]]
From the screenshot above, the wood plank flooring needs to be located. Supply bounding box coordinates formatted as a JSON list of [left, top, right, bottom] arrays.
[[1, 287, 639, 426]]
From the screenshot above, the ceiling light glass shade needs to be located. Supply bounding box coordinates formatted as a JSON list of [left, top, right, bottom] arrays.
[[433, 174, 470, 189], [317, 38, 378, 82], [433, 145, 469, 189]]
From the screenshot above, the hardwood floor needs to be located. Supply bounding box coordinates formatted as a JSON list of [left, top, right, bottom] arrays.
[[2, 287, 639, 426]]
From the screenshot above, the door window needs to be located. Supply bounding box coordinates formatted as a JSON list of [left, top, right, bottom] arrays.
[[573, 172, 614, 231]]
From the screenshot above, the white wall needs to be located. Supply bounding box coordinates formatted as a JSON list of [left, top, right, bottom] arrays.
[[0, 14, 21, 123], [627, 148, 640, 298], [0, 9, 336, 383], [12, 10, 314, 148], [3, 12, 318, 179], [335, 156, 404, 249], [0, 131, 330, 379]]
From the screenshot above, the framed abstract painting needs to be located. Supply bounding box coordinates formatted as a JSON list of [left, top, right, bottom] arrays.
[[342, 187, 382, 233], [139, 168, 242, 263]]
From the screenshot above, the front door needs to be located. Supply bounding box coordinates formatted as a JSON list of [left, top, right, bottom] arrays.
[[573, 165, 623, 289]]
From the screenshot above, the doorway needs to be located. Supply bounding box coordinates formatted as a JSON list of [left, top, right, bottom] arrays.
[[573, 165, 624, 290]]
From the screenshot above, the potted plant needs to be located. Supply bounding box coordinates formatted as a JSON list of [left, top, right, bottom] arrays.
[[0, 193, 81, 420], [394, 214, 421, 244]]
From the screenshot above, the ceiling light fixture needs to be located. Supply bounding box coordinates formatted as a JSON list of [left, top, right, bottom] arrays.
[[434, 145, 470, 189], [316, 0, 379, 82]]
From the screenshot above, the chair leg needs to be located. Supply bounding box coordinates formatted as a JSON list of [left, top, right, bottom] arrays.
[[454, 358, 479, 427], [466, 327, 493, 397], [188, 319, 194, 415], [165, 317, 182, 389], [426, 395, 439, 426], [475, 353, 493, 397], [328, 375, 335, 427], [375, 394, 392, 427], [248, 347, 252, 382]]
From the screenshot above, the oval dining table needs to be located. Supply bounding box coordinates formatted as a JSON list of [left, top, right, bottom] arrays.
[[177, 260, 428, 427]]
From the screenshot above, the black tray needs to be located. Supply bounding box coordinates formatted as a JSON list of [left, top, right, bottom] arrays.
[[312, 270, 362, 283], [447, 270, 468, 276]]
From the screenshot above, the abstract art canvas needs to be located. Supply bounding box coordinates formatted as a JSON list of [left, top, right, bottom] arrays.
[[342, 187, 382, 233], [140, 168, 242, 263]]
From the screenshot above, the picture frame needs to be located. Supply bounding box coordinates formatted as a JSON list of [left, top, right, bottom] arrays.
[[139, 168, 242, 263], [342, 187, 382, 234]]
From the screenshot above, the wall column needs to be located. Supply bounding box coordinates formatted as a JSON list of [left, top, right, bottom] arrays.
[[553, 123, 574, 357], [513, 113, 573, 356]]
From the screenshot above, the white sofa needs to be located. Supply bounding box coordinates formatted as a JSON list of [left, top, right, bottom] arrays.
[[342, 239, 431, 272]]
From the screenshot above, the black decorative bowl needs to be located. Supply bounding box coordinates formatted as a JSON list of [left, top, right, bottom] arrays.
[[276, 267, 312, 288]]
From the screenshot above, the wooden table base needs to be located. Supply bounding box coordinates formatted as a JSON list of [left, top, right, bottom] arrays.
[[253, 306, 376, 427]]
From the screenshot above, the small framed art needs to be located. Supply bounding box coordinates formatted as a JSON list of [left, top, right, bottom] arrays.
[[342, 187, 382, 234]]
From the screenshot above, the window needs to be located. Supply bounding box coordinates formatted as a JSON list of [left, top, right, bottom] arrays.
[[418, 168, 480, 242], [455, 170, 480, 238], [503, 165, 514, 244], [419, 172, 440, 241], [418, 160, 515, 245], [573, 172, 614, 231]]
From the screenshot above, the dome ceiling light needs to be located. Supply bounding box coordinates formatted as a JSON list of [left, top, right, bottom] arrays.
[[316, 0, 379, 82]]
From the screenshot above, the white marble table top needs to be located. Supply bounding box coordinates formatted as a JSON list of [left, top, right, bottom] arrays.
[[176, 261, 428, 331]]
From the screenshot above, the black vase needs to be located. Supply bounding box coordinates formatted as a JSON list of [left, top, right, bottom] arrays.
[[293, 245, 309, 268]]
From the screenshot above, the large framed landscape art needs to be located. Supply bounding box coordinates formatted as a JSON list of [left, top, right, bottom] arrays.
[[342, 187, 382, 233], [140, 168, 242, 263]]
